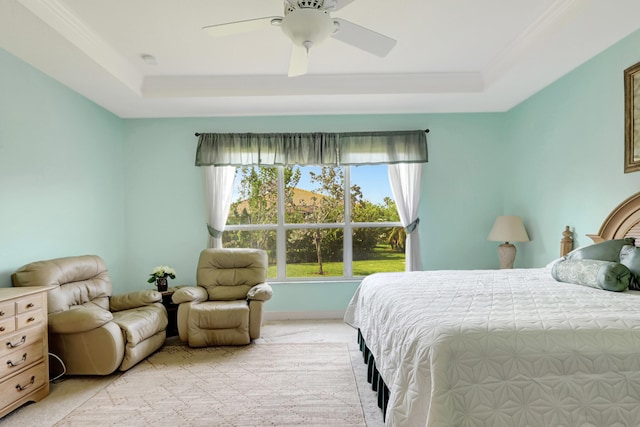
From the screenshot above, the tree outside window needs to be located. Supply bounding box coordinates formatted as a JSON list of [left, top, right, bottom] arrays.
[[224, 164, 405, 280]]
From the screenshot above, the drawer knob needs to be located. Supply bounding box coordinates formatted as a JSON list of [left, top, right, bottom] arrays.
[[0, 326, 4, 332], [0, 311, 4, 316], [6, 336, 27, 349], [15, 375, 35, 392], [27, 317, 35, 323], [26, 303, 34, 309], [7, 353, 27, 367]]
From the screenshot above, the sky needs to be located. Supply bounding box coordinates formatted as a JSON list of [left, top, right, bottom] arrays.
[[233, 164, 393, 206]]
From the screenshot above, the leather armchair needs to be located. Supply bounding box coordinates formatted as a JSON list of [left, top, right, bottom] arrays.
[[12, 255, 167, 375], [172, 248, 272, 347]]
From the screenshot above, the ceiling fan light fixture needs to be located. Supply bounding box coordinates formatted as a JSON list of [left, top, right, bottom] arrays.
[[280, 8, 333, 48]]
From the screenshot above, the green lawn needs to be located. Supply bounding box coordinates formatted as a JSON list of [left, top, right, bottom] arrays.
[[267, 245, 405, 278]]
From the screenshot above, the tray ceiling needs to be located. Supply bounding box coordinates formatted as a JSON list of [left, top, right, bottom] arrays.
[[1, 0, 640, 118]]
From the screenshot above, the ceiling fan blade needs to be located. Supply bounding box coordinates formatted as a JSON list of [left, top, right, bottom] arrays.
[[324, 0, 355, 11], [331, 18, 396, 57], [202, 17, 281, 38], [288, 44, 309, 77]]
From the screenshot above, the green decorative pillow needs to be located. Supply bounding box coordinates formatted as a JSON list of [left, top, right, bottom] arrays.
[[619, 245, 640, 290], [565, 238, 635, 262], [551, 259, 630, 292]]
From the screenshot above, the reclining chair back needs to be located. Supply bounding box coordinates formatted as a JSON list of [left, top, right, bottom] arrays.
[[12, 255, 111, 314], [197, 248, 267, 300]]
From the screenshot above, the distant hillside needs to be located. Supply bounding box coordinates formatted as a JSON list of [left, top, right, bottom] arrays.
[[233, 187, 326, 215]]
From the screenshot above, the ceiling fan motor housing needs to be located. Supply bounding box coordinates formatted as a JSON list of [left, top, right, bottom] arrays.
[[281, 8, 334, 48], [285, 0, 325, 14]]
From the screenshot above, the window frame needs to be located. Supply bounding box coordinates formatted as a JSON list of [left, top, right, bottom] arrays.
[[224, 165, 403, 281]]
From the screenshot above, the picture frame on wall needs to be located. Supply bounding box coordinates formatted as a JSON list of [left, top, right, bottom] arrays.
[[624, 60, 640, 173]]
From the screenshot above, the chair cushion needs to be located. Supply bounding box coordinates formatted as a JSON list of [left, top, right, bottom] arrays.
[[111, 303, 168, 346], [187, 301, 251, 347], [190, 300, 250, 330], [197, 248, 267, 300]]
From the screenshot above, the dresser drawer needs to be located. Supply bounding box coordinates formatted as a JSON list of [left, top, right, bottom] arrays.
[[0, 362, 47, 410], [0, 343, 43, 378], [0, 317, 16, 338], [0, 301, 15, 320], [0, 286, 52, 418], [16, 310, 44, 330], [1, 326, 44, 358], [16, 295, 43, 314]]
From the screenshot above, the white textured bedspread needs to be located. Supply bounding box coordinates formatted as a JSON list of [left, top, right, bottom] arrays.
[[344, 268, 640, 427]]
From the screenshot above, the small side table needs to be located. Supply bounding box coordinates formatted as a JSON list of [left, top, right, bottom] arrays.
[[160, 290, 178, 337]]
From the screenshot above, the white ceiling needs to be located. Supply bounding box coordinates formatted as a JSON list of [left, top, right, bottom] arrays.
[[1, 0, 640, 118]]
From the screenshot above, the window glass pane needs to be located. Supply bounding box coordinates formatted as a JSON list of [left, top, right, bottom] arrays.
[[221, 165, 405, 281], [286, 228, 343, 278], [227, 166, 278, 225], [352, 227, 406, 276], [351, 165, 400, 223], [285, 166, 345, 225], [222, 230, 277, 279]]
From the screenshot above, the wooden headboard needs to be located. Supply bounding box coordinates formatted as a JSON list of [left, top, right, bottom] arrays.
[[560, 226, 573, 257], [587, 192, 640, 243]]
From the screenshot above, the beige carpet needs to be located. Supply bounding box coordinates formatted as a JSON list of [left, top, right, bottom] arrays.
[[53, 343, 366, 427]]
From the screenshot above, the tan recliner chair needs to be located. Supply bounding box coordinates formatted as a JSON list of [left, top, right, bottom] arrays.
[[12, 255, 168, 375], [172, 248, 272, 347]]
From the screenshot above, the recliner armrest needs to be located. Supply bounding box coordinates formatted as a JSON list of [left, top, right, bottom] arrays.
[[247, 283, 273, 302], [172, 286, 208, 304], [49, 306, 113, 334], [110, 289, 161, 312]]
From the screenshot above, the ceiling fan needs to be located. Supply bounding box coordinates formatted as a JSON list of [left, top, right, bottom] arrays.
[[202, 0, 397, 77]]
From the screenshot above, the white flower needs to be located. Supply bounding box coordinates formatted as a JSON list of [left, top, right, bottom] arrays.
[[148, 265, 177, 283]]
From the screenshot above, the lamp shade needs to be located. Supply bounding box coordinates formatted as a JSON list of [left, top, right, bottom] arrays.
[[487, 216, 530, 243]]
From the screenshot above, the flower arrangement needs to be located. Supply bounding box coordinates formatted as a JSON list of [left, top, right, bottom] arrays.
[[147, 265, 176, 283]]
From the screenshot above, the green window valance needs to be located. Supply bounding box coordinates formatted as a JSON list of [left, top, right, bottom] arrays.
[[195, 130, 428, 166]]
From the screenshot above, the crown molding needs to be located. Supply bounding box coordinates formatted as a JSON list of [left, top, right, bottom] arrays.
[[482, 0, 585, 87], [18, 0, 143, 95]]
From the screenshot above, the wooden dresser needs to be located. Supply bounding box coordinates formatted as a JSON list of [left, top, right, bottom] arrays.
[[0, 286, 53, 419]]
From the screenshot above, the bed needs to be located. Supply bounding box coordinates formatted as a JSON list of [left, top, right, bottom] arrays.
[[345, 193, 640, 427]]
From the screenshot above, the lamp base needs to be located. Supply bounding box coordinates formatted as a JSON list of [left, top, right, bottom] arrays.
[[497, 243, 516, 269]]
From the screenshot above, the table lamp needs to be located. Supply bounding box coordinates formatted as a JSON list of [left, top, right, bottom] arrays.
[[487, 215, 530, 269]]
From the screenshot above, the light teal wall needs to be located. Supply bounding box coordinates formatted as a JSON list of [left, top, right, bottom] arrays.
[[421, 113, 507, 270], [0, 45, 505, 313], [504, 27, 640, 268], [0, 49, 126, 291], [7, 25, 640, 314], [122, 115, 504, 313]]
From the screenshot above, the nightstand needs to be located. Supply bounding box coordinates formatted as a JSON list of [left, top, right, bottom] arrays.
[[160, 290, 178, 338]]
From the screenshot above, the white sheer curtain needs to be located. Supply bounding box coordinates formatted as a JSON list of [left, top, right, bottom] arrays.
[[203, 166, 236, 248], [388, 163, 424, 271]]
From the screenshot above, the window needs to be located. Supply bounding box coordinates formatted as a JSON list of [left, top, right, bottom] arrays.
[[223, 164, 405, 280]]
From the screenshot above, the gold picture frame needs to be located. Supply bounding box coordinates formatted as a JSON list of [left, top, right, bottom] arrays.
[[624, 60, 640, 173]]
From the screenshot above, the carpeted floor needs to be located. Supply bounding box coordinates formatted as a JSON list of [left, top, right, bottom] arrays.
[[56, 343, 364, 426], [1, 320, 384, 427]]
